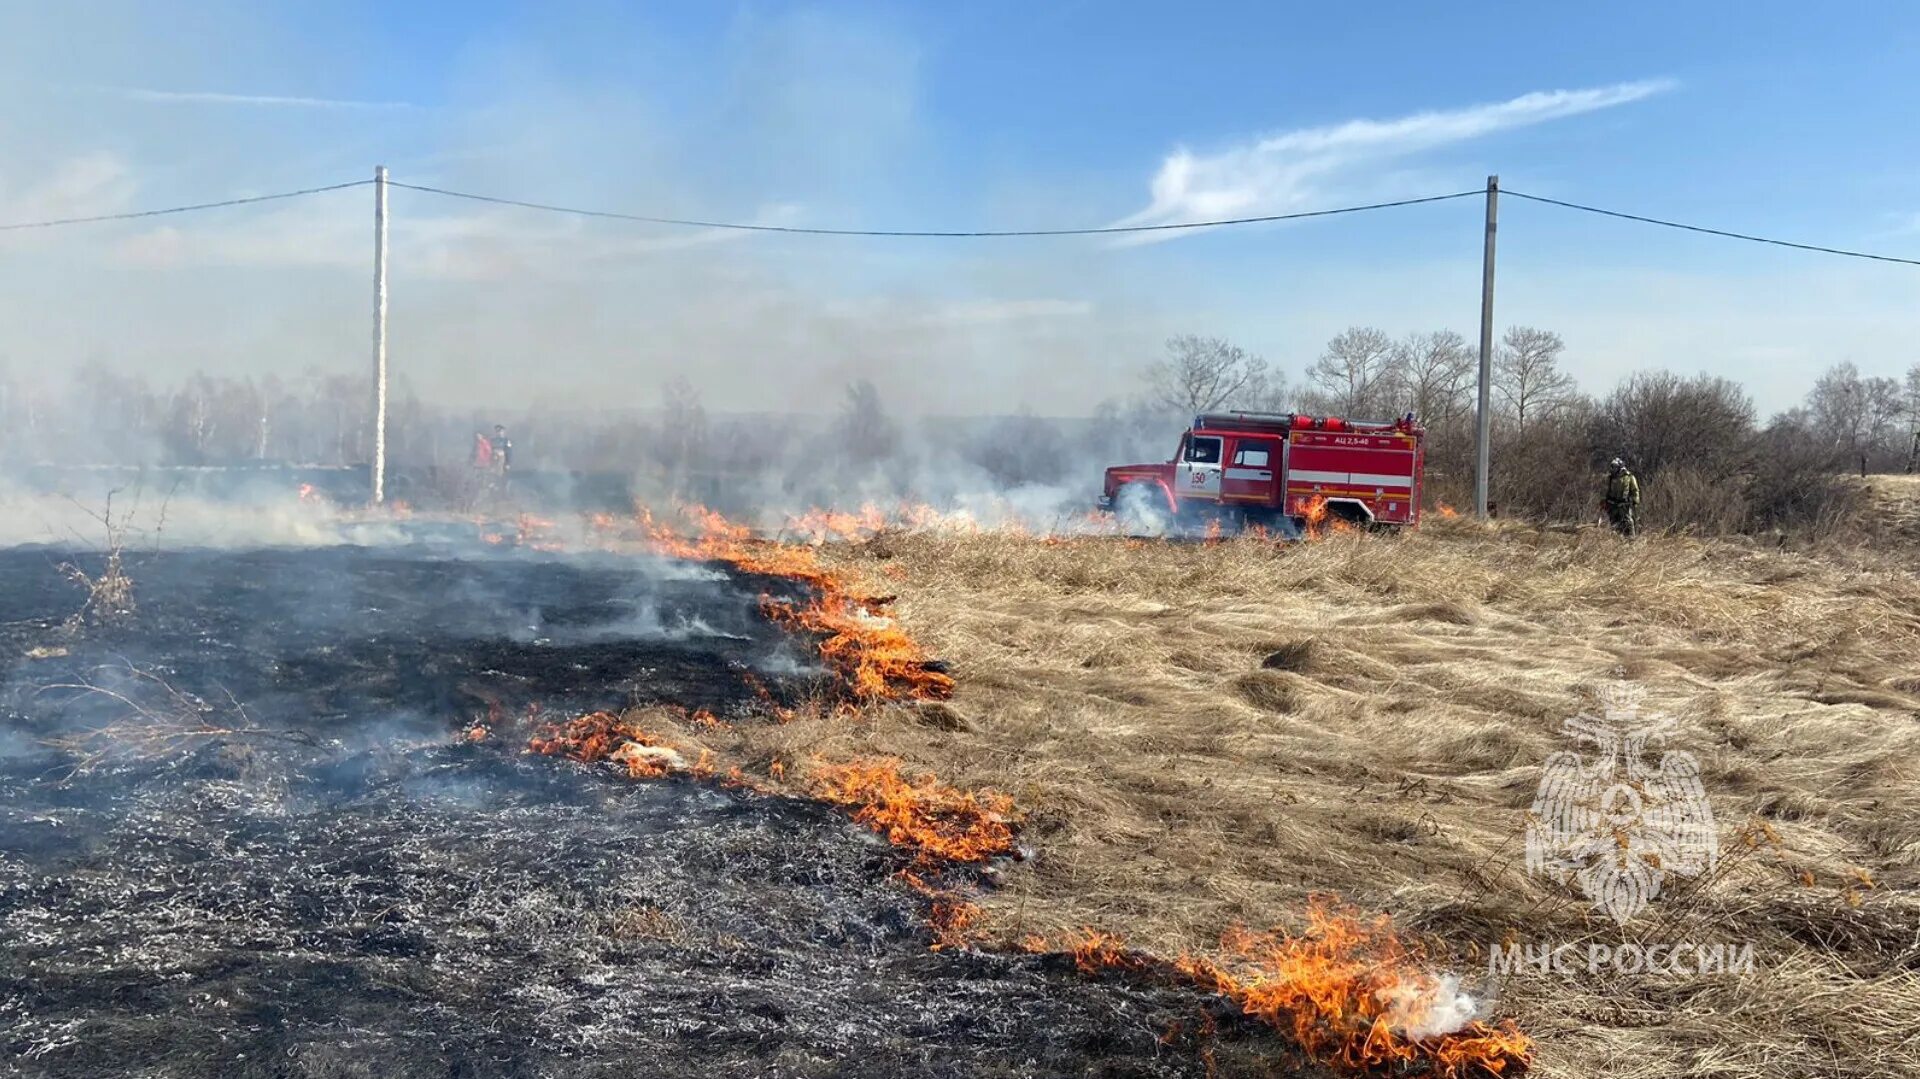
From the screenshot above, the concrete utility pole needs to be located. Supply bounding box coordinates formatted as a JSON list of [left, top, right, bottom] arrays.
[[371, 165, 390, 505], [1473, 174, 1498, 520]]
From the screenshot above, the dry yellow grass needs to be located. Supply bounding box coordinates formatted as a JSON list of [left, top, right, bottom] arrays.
[[1862, 473, 1920, 548], [646, 513, 1920, 1079]]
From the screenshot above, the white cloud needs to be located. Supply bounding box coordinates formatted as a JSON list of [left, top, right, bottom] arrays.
[[1114, 79, 1674, 241], [102, 86, 417, 110]]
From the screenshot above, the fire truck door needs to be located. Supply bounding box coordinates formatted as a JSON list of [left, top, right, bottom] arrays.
[[1223, 437, 1277, 503], [1175, 435, 1223, 500]]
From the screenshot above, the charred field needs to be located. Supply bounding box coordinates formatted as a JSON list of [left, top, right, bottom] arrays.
[[16, 502, 1913, 1079], [0, 542, 1290, 1079]]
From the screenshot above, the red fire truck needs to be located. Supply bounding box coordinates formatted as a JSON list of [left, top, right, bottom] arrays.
[[1097, 411, 1426, 531]]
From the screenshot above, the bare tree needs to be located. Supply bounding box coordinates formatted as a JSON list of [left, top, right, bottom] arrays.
[[1306, 327, 1397, 416], [164, 373, 219, 464], [838, 378, 899, 463], [1863, 376, 1904, 469], [1390, 330, 1474, 427], [1906, 364, 1920, 471], [1808, 363, 1871, 473], [1144, 335, 1271, 413], [1494, 326, 1576, 428], [654, 376, 707, 496], [969, 409, 1068, 487]]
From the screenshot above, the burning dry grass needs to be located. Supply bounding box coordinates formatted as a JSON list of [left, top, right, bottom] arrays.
[[527, 710, 714, 779], [713, 514, 1920, 1079], [1045, 902, 1531, 1078], [620, 505, 957, 705], [807, 757, 1017, 865], [447, 495, 1918, 1075]]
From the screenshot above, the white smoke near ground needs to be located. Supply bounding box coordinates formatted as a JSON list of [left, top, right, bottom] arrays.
[[1378, 972, 1483, 1040], [0, 483, 414, 550], [1110, 481, 1173, 538], [563, 604, 748, 644]]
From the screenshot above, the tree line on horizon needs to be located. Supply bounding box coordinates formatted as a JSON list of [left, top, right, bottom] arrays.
[[0, 334, 1913, 535], [1137, 327, 1919, 530]]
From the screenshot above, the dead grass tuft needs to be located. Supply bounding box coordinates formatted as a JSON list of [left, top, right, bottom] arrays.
[[1232, 670, 1307, 714], [1258, 637, 1319, 672]]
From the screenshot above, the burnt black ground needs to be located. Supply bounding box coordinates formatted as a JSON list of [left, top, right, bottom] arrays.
[[0, 544, 1292, 1078]]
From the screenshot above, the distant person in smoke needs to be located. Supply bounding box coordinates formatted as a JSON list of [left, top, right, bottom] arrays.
[[471, 430, 494, 470], [1603, 457, 1640, 537], [492, 425, 513, 475]]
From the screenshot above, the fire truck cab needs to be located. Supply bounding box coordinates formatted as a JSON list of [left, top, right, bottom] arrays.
[[1097, 411, 1425, 531]]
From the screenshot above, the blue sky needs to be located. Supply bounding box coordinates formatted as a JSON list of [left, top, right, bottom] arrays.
[[1, 1, 1916, 414]]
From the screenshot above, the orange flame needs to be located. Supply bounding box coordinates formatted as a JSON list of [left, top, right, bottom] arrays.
[[526, 711, 707, 779], [1300, 495, 1330, 531], [925, 894, 985, 951], [807, 757, 1016, 865], [296, 482, 319, 503], [1435, 502, 1460, 519], [630, 504, 955, 705], [1057, 903, 1530, 1077], [1065, 928, 1153, 975], [782, 504, 890, 544], [516, 512, 564, 550]]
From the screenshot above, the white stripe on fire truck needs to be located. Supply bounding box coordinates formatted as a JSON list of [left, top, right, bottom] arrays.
[[1289, 469, 1414, 488], [1223, 468, 1273, 480]]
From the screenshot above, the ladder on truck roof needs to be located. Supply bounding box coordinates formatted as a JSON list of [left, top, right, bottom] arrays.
[[1192, 411, 1298, 434], [1192, 411, 1414, 435]]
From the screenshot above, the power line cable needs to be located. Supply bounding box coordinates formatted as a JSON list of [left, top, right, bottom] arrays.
[[0, 178, 375, 232], [1503, 188, 1920, 268], [385, 180, 1484, 236], [7, 173, 1916, 269]]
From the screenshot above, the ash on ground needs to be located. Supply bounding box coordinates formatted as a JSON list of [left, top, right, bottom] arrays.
[[0, 546, 1284, 1078]]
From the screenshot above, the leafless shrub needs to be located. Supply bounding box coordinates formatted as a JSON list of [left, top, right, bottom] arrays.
[[58, 489, 140, 632], [1746, 415, 1870, 538], [1639, 466, 1750, 534], [36, 661, 314, 775]]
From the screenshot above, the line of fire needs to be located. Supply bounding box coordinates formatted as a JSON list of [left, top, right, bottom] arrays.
[[3, 454, 1535, 1079]]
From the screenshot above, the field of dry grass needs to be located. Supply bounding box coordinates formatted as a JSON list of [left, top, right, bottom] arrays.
[[660, 503, 1920, 1078], [1863, 473, 1920, 548]]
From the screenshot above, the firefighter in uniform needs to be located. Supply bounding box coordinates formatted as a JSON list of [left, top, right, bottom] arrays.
[[1603, 457, 1640, 537]]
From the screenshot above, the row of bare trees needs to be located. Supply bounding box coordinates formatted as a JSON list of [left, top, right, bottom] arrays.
[[0, 361, 430, 468], [1136, 329, 1920, 533], [1144, 326, 1579, 431]]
